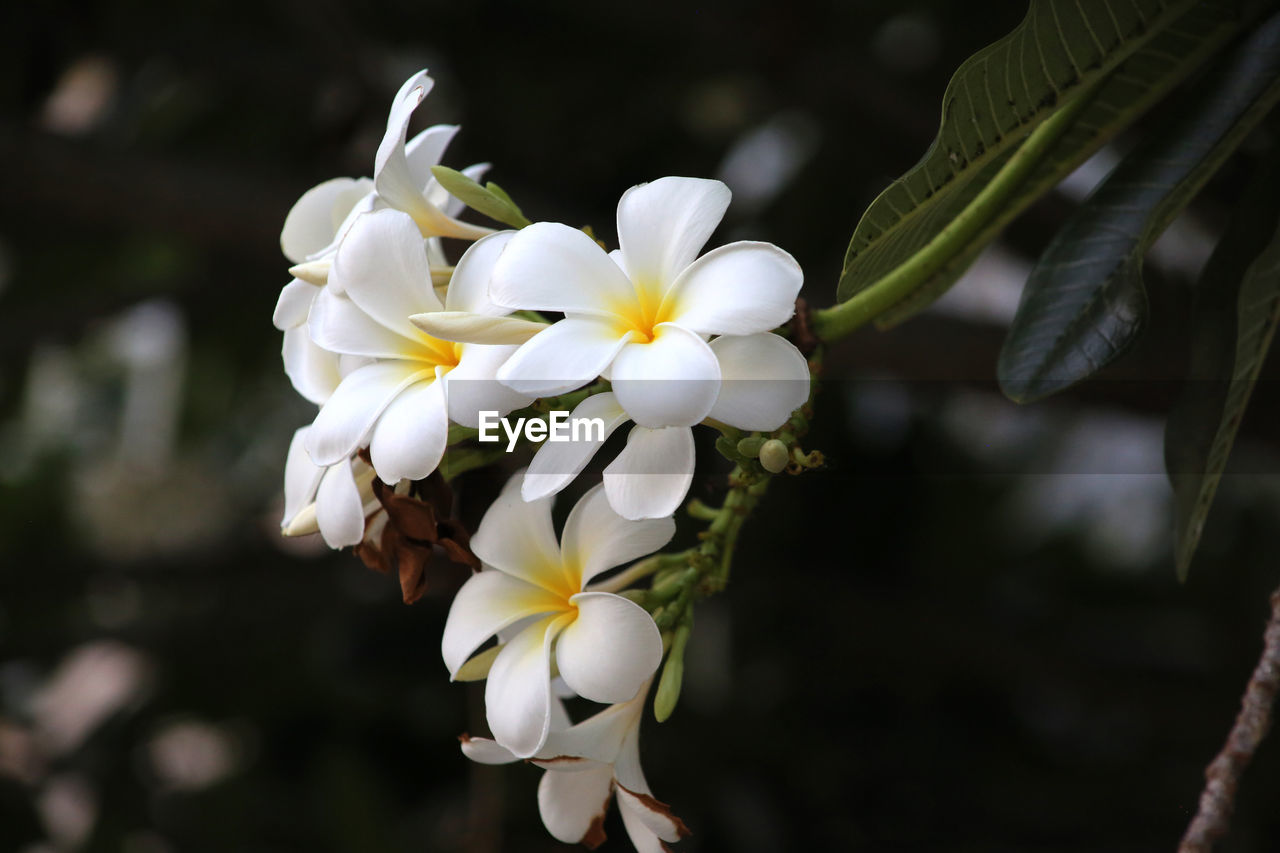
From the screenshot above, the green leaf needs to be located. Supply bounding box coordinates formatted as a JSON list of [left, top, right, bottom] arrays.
[[874, 0, 1248, 328], [835, 0, 1199, 306], [430, 165, 531, 229], [1165, 159, 1280, 580], [998, 14, 1280, 403]]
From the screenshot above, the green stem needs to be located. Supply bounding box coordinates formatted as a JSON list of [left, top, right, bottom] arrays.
[[811, 80, 1101, 343], [439, 447, 506, 482]]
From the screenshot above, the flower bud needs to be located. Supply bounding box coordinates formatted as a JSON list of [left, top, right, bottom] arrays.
[[758, 439, 789, 473], [654, 623, 691, 723], [288, 259, 331, 286]]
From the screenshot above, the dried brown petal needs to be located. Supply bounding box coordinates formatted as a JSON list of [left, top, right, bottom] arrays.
[[373, 478, 441, 542], [582, 810, 609, 850], [355, 472, 480, 603]]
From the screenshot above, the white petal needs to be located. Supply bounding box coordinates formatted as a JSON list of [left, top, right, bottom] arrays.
[[617, 805, 668, 853], [497, 317, 633, 396], [306, 361, 428, 466], [522, 393, 629, 502], [561, 485, 675, 586], [603, 426, 695, 520], [612, 720, 648, 793], [459, 735, 517, 765], [282, 325, 342, 405], [556, 592, 662, 704], [367, 376, 448, 483], [614, 720, 689, 844], [273, 280, 319, 330], [486, 613, 574, 757], [662, 241, 802, 336], [308, 287, 417, 360], [540, 688, 646, 765], [373, 74, 492, 240], [315, 457, 365, 548], [411, 312, 548, 345], [404, 123, 459, 187], [618, 791, 687, 853], [610, 322, 720, 428], [615, 176, 730, 293], [531, 755, 602, 771], [330, 209, 442, 340], [338, 353, 374, 375], [549, 693, 573, 729], [315, 192, 378, 274], [281, 177, 367, 264], [470, 474, 566, 592], [374, 71, 436, 216], [442, 570, 566, 677], [708, 333, 810, 431], [536, 761, 616, 845], [282, 426, 323, 526], [445, 230, 514, 314], [445, 343, 532, 428], [489, 222, 637, 318]]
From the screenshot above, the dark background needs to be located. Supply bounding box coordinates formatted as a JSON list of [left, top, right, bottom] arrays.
[[2, 1, 1279, 851]]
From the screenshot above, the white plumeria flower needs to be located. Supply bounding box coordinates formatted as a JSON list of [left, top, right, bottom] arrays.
[[274, 177, 374, 404], [304, 208, 530, 484], [462, 680, 689, 852], [367, 70, 494, 245], [522, 331, 810, 519], [280, 425, 379, 548], [299, 70, 494, 271], [442, 477, 672, 758], [488, 176, 803, 426], [273, 69, 492, 404]]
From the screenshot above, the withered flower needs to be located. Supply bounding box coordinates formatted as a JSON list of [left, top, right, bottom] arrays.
[[354, 472, 480, 604]]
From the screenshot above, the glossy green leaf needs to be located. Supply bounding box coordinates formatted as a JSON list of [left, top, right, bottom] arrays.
[[998, 15, 1280, 403], [875, 0, 1247, 328], [835, 0, 1198, 306], [430, 165, 531, 229], [1165, 160, 1280, 580]]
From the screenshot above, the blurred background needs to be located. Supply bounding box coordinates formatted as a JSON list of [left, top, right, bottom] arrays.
[[3, 1, 1280, 850]]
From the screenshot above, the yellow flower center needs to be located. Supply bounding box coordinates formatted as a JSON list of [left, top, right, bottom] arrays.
[[609, 279, 673, 343], [411, 333, 463, 372]]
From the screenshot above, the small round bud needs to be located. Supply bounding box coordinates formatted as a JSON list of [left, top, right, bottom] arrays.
[[759, 439, 789, 473], [736, 436, 766, 458]]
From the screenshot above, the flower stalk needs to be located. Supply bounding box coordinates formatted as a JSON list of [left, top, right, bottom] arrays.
[[1179, 583, 1280, 852]]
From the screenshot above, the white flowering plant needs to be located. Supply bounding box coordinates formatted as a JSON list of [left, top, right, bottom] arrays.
[[273, 69, 820, 850], [273, 2, 1280, 843]]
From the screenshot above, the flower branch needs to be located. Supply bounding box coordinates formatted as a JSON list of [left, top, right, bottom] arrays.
[[1179, 583, 1280, 853]]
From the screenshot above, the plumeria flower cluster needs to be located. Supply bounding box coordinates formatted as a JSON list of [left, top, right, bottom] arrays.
[[275, 70, 815, 851]]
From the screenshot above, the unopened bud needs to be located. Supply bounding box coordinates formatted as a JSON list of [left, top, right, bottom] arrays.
[[654, 623, 691, 723], [736, 436, 766, 458], [288, 259, 331, 286], [282, 503, 319, 537], [759, 439, 789, 473]]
